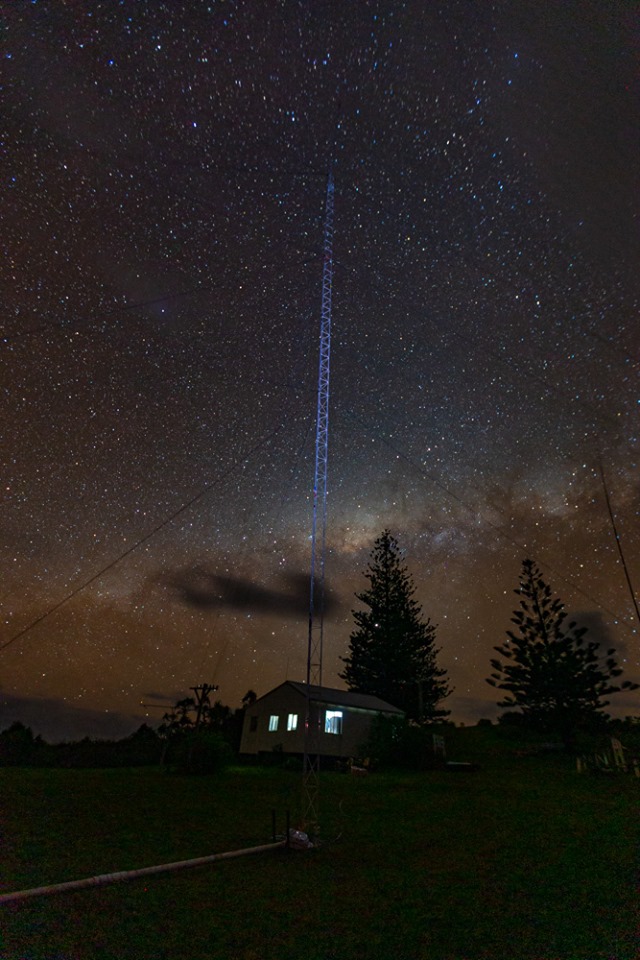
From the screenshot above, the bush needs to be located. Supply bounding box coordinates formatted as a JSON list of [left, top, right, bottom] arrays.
[[0, 722, 36, 765], [359, 715, 445, 771]]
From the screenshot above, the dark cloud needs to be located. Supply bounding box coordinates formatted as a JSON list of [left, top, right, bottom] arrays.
[[565, 610, 622, 649], [570, 610, 631, 661], [160, 566, 341, 618], [0, 694, 142, 743], [449, 695, 500, 725]]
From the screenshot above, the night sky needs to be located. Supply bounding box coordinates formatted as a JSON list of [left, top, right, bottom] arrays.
[[3, 1, 639, 740]]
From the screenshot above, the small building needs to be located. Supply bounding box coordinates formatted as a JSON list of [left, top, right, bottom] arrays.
[[239, 681, 404, 760]]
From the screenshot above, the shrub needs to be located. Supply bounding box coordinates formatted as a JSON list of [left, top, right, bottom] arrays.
[[359, 715, 445, 771]]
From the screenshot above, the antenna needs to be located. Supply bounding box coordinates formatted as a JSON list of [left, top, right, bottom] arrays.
[[302, 166, 335, 833]]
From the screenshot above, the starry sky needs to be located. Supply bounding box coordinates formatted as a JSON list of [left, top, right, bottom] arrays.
[[3, 0, 639, 740]]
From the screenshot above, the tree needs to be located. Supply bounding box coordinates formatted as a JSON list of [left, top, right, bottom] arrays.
[[340, 530, 451, 720], [487, 558, 638, 746], [157, 687, 247, 769], [0, 721, 36, 765], [158, 697, 196, 740], [359, 714, 449, 770]]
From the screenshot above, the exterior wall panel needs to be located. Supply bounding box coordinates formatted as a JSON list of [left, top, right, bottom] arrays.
[[240, 682, 402, 759]]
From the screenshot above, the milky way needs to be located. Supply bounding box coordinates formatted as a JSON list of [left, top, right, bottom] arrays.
[[2, 1, 638, 739]]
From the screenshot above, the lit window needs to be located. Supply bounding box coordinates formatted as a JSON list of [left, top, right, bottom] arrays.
[[268, 715, 279, 732], [287, 713, 298, 731], [325, 710, 343, 735]]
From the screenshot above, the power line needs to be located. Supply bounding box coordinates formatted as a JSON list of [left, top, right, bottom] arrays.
[[343, 408, 637, 633], [341, 264, 636, 436], [1, 239, 320, 346], [0, 423, 288, 654], [1, 284, 221, 344], [598, 461, 640, 630]]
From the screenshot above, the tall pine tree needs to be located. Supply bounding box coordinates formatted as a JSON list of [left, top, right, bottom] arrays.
[[340, 530, 451, 720], [487, 558, 638, 744]]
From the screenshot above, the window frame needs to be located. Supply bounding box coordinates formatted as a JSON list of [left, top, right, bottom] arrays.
[[325, 709, 343, 735]]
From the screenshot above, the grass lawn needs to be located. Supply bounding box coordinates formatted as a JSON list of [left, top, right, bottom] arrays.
[[1, 737, 638, 959]]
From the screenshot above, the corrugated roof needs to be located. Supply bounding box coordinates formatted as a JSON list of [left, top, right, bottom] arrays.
[[284, 681, 404, 715]]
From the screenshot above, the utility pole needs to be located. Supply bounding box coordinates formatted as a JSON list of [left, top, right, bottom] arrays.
[[190, 683, 219, 732], [187, 684, 219, 767]]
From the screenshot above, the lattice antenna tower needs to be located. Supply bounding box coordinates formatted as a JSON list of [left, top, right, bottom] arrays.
[[302, 166, 334, 833]]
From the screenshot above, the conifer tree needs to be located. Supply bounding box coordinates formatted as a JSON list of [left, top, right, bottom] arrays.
[[487, 558, 638, 744], [340, 530, 451, 720]]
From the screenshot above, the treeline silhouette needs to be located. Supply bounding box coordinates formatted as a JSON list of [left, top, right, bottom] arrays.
[[0, 694, 251, 772], [0, 721, 164, 768]]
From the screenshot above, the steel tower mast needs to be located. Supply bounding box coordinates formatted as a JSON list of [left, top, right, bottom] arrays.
[[302, 166, 334, 833]]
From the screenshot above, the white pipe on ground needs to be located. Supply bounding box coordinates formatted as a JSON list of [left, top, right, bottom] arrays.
[[0, 839, 287, 904]]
